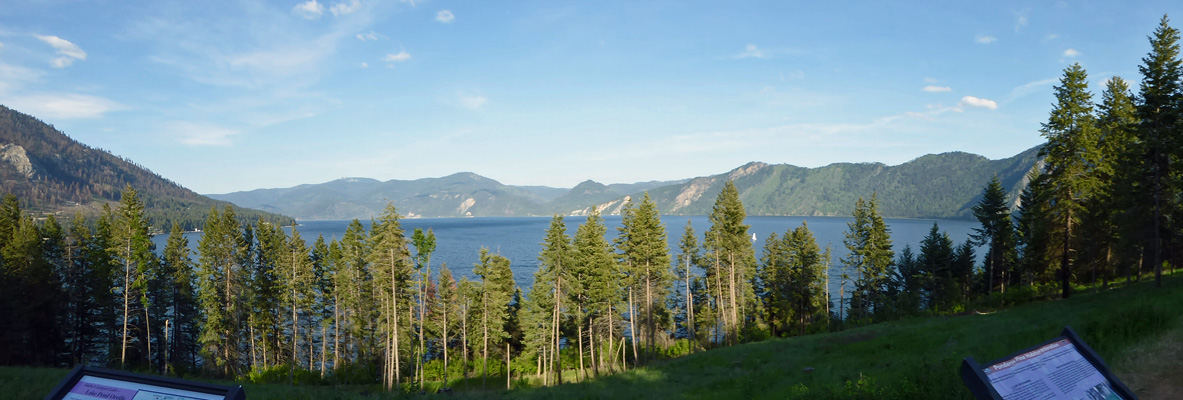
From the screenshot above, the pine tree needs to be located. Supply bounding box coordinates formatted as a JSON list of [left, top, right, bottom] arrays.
[[1090, 76, 1139, 287], [572, 207, 616, 377], [703, 181, 755, 344], [536, 215, 573, 383], [367, 204, 410, 390], [161, 222, 199, 374], [971, 176, 1017, 294], [1040, 63, 1101, 299], [196, 206, 245, 376], [841, 194, 894, 321], [672, 220, 701, 346], [1132, 15, 1182, 287], [436, 264, 459, 388], [917, 223, 954, 310], [614, 193, 669, 362], [411, 228, 436, 390], [111, 185, 156, 369], [473, 248, 515, 388]]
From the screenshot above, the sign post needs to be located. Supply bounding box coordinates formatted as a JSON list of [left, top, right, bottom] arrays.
[[44, 365, 246, 400], [960, 326, 1136, 400]]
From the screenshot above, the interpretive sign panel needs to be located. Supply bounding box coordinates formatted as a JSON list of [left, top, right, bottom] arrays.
[[44, 366, 245, 400], [960, 326, 1136, 400]]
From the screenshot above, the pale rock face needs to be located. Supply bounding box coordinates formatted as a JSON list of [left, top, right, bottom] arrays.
[[671, 177, 716, 212], [457, 197, 476, 215], [1, 144, 35, 179]]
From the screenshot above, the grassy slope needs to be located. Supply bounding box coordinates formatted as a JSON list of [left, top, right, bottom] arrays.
[[5, 273, 1180, 399]]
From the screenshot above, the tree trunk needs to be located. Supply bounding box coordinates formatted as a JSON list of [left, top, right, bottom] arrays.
[[645, 262, 653, 360], [577, 318, 585, 381], [728, 253, 738, 344], [1061, 210, 1072, 299], [628, 288, 638, 364], [685, 255, 694, 350]]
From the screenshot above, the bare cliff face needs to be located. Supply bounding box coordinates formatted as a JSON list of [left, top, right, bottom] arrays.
[[1, 144, 36, 179]]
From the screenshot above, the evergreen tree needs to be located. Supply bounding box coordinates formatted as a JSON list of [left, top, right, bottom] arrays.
[[196, 206, 245, 376], [1016, 171, 1054, 286], [614, 193, 669, 362], [971, 176, 1017, 294], [917, 223, 954, 310], [367, 204, 411, 390], [1040, 63, 1101, 299], [703, 181, 755, 344], [573, 207, 616, 376], [111, 185, 156, 369], [891, 245, 923, 315], [1132, 15, 1182, 287], [161, 222, 199, 373], [841, 194, 894, 321], [536, 215, 574, 383], [473, 248, 515, 388], [1090, 76, 1139, 287], [671, 220, 702, 345]]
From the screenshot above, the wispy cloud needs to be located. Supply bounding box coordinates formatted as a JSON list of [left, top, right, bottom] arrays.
[[356, 31, 380, 41], [923, 85, 952, 93], [360, 62, 369, 68], [459, 94, 487, 110], [35, 35, 86, 68], [382, 50, 411, 63], [1063, 48, 1081, 57], [170, 121, 241, 146], [1014, 10, 1029, 32], [2, 93, 122, 119], [436, 10, 455, 23], [1044, 33, 1059, 41], [293, 0, 325, 19], [330, 0, 361, 16], [735, 44, 765, 59], [975, 35, 997, 44], [960, 96, 998, 110]]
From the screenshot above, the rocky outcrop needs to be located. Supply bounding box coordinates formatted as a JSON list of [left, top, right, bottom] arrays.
[[1, 144, 36, 179]]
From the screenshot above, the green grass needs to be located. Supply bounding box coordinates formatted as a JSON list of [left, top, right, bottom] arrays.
[[6, 273, 1182, 399]]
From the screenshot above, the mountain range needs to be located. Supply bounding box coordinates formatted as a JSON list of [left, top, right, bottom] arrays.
[[0, 105, 292, 231], [209, 146, 1042, 220]]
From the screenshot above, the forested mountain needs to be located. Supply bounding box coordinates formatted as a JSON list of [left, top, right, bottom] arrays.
[[210, 146, 1042, 220], [0, 105, 292, 230]]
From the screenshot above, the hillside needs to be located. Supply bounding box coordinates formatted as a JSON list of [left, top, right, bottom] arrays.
[[5, 275, 1178, 399], [211, 146, 1042, 220], [0, 105, 292, 230]]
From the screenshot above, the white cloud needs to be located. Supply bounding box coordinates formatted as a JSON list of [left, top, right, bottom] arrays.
[[356, 31, 380, 41], [436, 10, 455, 23], [170, 121, 242, 146], [1063, 48, 1081, 57], [293, 0, 325, 19], [35, 35, 87, 68], [1045, 33, 1059, 41], [975, 35, 997, 44], [959, 96, 998, 110], [924, 77, 938, 83], [1014, 11, 1029, 32], [382, 50, 411, 63], [736, 44, 765, 59], [360, 62, 369, 68], [923, 85, 952, 92], [459, 95, 487, 110], [2, 93, 122, 119], [330, 0, 361, 16]]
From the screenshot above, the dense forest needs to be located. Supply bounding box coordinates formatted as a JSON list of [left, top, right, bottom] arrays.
[[2, 14, 1183, 396], [0, 105, 293, 231]]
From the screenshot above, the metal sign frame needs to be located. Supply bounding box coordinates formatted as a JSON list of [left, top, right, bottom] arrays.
[[960, 326, 1136, 400], [43, 365, 245, 400]]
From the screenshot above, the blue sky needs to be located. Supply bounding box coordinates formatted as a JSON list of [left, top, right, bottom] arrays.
[[1, 1, 1179, 194]]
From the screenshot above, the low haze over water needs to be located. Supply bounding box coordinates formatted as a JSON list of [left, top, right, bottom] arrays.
[[155, 216, 980, 298]]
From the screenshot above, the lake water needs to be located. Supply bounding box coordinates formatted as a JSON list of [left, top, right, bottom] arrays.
[[155, 215, 980, 300]]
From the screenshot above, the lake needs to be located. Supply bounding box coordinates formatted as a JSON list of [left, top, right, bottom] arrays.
[[155, 215, 981, 300]]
